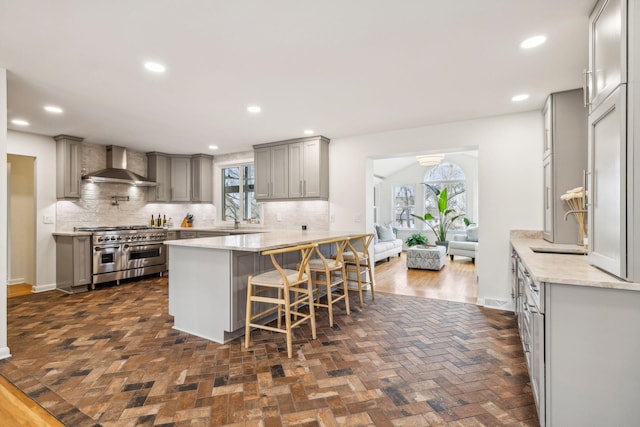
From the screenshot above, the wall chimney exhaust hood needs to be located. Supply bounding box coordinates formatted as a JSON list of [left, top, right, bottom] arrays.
[[82, 145, 157, 186]]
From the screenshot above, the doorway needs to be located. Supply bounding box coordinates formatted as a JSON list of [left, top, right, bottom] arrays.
[[7, 154, 36, 296]]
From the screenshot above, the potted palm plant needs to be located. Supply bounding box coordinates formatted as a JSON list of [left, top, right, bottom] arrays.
[[411, 185, 471, 248]]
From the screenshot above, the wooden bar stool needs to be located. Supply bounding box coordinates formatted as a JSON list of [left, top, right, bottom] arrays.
[[308, 237, 351, 327], [342, 233, 375, 308], [244, 243, 317, 358]]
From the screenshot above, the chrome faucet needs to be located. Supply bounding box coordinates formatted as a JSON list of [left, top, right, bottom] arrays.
[[564, 209, 587, 220], [234, 219, 240, 229]]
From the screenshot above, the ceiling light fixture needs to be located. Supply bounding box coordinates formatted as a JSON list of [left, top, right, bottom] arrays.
[[511, 93, 530, 102], [208, 145, 219, 150], [520, 35, 547, 49], [44, 105, 63, 114], [247, 105, 261, 113], [11, 118, 29, 126], [303, 129, 314, 135], [416, 154, 444, 166], [144, 61, 166, 73]]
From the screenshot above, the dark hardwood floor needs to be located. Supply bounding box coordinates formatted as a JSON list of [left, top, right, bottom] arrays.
[[0, 259, 536, 426]]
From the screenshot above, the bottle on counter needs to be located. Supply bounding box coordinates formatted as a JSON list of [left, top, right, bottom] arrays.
[[163, 214, 167, 227], [157, 213, 161, 227], [150, 214, 155, 227]]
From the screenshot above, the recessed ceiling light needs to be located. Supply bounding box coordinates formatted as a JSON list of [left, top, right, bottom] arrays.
[[247, 105, 261, 113], [520, 35, 547, 49], [11, 118, 29, 126], [208, 145, 219, 150], [303, 130, 314, 135], [511, 93, 530, 102], [44, 105, 63, 114], [144, 61, 166, 73]]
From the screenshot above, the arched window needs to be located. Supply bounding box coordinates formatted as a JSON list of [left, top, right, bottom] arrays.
[[424, 162, 467, 230]]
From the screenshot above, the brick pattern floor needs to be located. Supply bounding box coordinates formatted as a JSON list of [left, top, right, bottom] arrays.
[[1, 276, 538, 426]]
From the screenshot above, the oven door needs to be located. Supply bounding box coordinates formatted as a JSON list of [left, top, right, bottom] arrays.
[[123, 243, 165, 269], [93, 244, 123, 274]]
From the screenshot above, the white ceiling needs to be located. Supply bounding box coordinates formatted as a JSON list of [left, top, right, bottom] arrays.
[[0, 0, 594, 155]]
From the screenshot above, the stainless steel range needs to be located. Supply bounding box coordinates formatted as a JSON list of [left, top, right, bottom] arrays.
[[74, 225, 167, 287]]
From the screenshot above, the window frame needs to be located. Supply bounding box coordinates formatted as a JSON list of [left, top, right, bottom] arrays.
[[221, 162, 261, 224], [392, 184, 416, 230]]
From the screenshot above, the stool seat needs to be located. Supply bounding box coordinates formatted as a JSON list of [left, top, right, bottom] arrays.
[[252, 269, 307, 286]]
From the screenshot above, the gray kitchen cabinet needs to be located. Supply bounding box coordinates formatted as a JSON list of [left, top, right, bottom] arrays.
[[587, 0, 627, 112], [148, 152, 213, 203], [55, 234, 91, 293], [587, 0, 640, 281], [543, 283, 640, 426], [146, 152, 171, 202], [55, 135, 83, 199], [178, 230, 197, 239], [254, 136, 329, 201], [288, 136, 329, 199], [190, 154, 213, 203], [170, 156, 191, 202], [541, 89, 587, 244], [196, 231, 230, 237], [254, 144, 288, 200], [166, 230, 178, 240]]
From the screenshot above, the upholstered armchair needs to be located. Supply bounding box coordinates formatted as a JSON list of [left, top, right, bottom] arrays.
[[447, 225, 478, 262]]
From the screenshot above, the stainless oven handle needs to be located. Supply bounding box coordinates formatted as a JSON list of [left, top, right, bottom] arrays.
[[123, 243, 163, 250], [94, 245, 120, 251]]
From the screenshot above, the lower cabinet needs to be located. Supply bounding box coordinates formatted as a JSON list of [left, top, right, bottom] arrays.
[[515, 261, 640, 426], [55, 235, 91, 294]]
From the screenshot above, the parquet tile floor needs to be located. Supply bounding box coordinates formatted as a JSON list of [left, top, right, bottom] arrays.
[[1, 274, 538, 426]]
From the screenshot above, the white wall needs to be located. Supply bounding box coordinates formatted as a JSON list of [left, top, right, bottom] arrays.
[[329, 111, 543, 308], [0, 68, 10, 359], [7, 131, 58, 292], [8, 154, 36, 285]]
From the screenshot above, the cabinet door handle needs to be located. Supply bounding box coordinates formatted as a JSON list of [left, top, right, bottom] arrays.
[[299, 180, 302, 195], [583, 69, 591, 108], [582, 169, 588, 209]]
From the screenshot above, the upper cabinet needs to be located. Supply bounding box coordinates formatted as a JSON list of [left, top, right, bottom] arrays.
[[587, 0, 627, 112], [170, 156, 191, 202], [587, 0, 640, 281], [55, 134, 83, 199], [542, 89, 588, 245], [147, 152, 171, 202], [191, 154, 213, 203], [254, 136, 329, 201], [146, 152, 213, 203], [288, 138, 329, 199], [255, 144, 289, 200]]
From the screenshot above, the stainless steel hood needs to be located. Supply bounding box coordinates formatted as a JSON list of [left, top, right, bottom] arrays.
[[82, 145, 156, 186]]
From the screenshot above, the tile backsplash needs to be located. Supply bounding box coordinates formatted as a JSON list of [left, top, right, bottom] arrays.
[[262, 200, 329, 231]]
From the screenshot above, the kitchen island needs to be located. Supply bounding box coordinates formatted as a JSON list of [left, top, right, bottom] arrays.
[[164, 230, 356, 343]]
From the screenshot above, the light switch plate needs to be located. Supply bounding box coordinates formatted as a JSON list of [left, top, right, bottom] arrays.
[[43, 215, 54, 224]]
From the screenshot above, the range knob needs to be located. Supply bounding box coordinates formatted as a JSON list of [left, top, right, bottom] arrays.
[[110, 236, 116, 241], [97, 237, 104, 242]]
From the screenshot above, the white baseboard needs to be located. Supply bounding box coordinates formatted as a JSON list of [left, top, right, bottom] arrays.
[[0, 347, 12, 360], [33, 283, 56, 293], [480, 297, 514, 312], [8, 278, 25, 285]]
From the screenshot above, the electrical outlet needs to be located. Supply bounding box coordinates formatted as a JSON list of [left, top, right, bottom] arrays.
[[43, 215, 54, 224], [276, 213, 282, 222], [354, 214, 361, 223], [330, 214, 335, 223]]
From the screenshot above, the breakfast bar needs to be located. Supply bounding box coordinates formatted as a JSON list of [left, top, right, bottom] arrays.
[[164, 230, 354, 343]]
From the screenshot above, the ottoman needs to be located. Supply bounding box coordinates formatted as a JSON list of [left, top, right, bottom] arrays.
[[406, 245, 446, 270]]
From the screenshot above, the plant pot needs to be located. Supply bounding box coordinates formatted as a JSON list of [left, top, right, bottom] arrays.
[[435, 241, 449, 249]]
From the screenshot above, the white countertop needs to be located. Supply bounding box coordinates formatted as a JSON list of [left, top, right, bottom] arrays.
[[165, 230, 357, 252], [52, 231, 93, 237], [510, 231, 640, 292]]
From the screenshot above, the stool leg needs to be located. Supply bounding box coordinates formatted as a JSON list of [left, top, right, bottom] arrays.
[[355, 264, 364, 308], [245, 277, 253, 350], [341, 266, 351, 315], [307, 276, 316, 340], [283, 284, 293, 358], [366, 261, 375, 302], [326, 273, 334, 327]]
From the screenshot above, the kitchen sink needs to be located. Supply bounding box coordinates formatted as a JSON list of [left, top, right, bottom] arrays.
[[530, 247, 587, 255]]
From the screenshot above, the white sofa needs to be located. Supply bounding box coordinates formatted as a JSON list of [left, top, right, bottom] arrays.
[[373, 225, 403, 262], [447, 225, 479, 262]]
